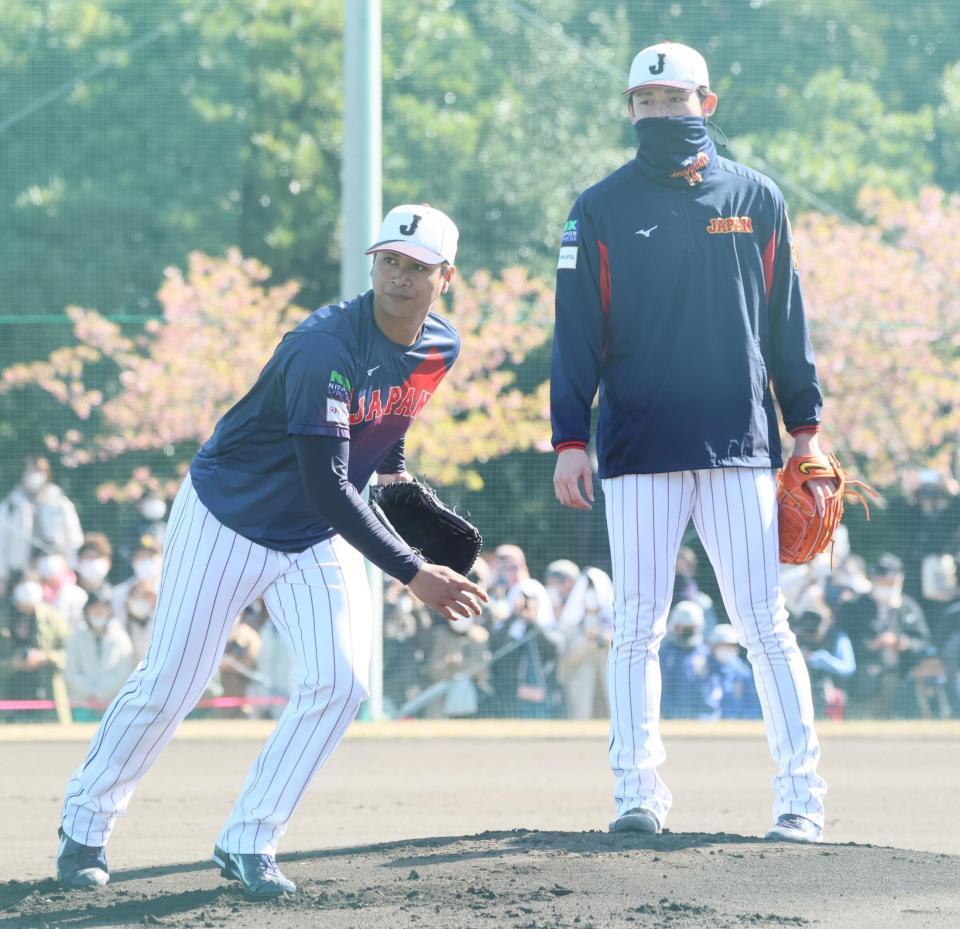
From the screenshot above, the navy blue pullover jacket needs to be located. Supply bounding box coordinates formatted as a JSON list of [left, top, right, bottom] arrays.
[[550, 127, 822, 479]]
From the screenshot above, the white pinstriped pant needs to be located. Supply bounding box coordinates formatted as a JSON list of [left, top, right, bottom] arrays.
[[60, 476, 371, 856], [603, 468, 826, 827]]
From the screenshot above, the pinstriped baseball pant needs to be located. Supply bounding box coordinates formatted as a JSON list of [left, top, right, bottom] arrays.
[[603, 468, 826, 827], [60, 476, 371, 856]]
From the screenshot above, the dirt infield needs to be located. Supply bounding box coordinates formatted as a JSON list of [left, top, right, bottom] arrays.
[[3, 720, 959, 928]]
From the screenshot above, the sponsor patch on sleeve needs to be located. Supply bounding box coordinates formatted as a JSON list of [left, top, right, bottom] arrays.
[[557, 246, 578, 270], [326, 398, 349, 426], [560, 220, 579, 245], [327, 369, 352, 403]]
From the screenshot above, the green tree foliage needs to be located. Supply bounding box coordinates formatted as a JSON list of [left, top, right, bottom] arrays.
[[2, 0, 960, 536], [733, 70, 936, 217]]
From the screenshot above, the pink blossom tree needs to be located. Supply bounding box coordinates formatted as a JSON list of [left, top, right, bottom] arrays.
[[1, 251, 552, 496], [794, 186, 960, 486]]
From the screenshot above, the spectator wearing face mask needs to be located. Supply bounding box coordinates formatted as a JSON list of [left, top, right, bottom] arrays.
[[122, 582, 158, 664], [660, 600, 712, 719], [75, 533, 114, 596], [490, 544, 556, 631], [703, 624, 762, 720], [0, 457, 84, 597], [426, 613, 491, 718], [117, 494, 169, 577], [0, 571, 71, 719], [34, 552, 87, 631], [489, 581, 564, 718], [65, 591, 135, 720], [671, 546, 719, 634], [789, 589, 856, 720], [839, 554, 935, 717], [111, 537, 162, 629]]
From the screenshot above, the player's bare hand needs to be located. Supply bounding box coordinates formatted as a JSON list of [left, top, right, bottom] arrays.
[[805, 476, 837, 518], [789, 434, 836, 517], [408, 563, 489, 622], [554, 448, 594, 510]]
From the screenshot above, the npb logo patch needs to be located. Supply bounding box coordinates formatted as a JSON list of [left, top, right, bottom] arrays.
[[561, 220, 579, 245]]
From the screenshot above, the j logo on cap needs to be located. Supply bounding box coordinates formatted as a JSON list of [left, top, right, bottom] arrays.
[[625, 42, 710, 94], [366, 204, 459, 266]]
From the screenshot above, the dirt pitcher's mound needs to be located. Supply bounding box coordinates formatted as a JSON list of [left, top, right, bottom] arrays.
[[3, 829, 958, 929]]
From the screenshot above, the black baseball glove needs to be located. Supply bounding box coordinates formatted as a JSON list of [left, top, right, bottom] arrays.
[[368, 479, 482, 576]]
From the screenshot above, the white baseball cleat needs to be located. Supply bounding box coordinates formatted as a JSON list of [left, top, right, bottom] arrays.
[[765, 814, 823, 843]]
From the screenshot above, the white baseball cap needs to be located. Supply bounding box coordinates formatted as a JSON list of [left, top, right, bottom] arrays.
[[366, 204, 459, 266], [707, 624, 740, 647], [624, 41, 710, 95], [667, 599, 706, 632]]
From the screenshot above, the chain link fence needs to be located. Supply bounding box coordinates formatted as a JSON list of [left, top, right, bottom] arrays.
[[2, 1, 959, 723]]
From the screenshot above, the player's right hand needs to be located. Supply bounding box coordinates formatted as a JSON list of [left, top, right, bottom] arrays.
[[408, 563, 489, 622], [554, 447, 595, 510]]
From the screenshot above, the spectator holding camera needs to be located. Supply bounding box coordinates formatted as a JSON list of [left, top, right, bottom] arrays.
[[839, 554, 934, 717], [489, 580, 564, 717], [549, 561, 614, 719], [490, 544, 555, 628]]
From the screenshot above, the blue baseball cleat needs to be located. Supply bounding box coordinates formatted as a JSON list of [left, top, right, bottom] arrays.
[[57, 829, 109, 888], [213, 845, 296, 898]]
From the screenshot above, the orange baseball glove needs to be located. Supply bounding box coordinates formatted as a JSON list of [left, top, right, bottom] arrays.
[[777, 453, 875, 565]]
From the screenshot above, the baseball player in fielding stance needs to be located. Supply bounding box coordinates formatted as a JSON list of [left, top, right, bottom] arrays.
[[551, 43, 833, 843], [57, 204, 487, 896]]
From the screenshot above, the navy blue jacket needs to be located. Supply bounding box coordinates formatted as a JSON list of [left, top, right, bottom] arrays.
[[551, 147, 822, 478]]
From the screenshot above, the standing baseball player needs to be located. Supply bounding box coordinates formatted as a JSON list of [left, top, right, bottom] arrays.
[[551, 42, 832, 843], [57, 204, 487, 897]]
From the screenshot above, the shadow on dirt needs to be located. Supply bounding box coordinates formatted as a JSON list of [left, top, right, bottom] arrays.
[[286, 827, 769, 868], [0, 886, 227, 929]]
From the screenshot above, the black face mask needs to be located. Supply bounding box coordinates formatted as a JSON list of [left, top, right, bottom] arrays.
[[634, 115, 717, 187]]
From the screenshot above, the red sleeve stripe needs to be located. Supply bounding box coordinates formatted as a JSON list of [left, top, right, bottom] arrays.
[[762, 231, 776, 302], [789, 425, 820, 436], [555, 440, 588, 452], [597, 240, 611, 317]]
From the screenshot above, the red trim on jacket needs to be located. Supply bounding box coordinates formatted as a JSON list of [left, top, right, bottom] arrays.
[[555, 440, 588, 452], [597, 239, 612, 359], [789, 424, 820, 436], [762, 231, 776, 302], [598, 240, 612, 317]]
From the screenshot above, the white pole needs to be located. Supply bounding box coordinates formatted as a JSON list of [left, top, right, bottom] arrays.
[[342, 0, 384, 719], [342, 0, 382, 300]]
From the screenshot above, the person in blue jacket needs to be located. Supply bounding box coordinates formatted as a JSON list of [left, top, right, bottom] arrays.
[[551, 41, 832, 844]]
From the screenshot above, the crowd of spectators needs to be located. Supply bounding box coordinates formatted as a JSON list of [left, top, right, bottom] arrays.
[[2, 456, 960, 722]]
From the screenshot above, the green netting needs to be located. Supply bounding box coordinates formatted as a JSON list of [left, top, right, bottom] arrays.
[[1, 1, 958, 722]]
